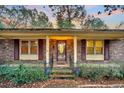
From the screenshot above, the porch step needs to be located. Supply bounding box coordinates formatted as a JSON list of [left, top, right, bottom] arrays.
[[50, 74, 75, 79], [50, 67, 75, 79], [52, 70, 72, 74]]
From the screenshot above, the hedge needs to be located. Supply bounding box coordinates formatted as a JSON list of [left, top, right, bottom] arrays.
[[0, 64, 47, 84], [80, 63, 124, 81]]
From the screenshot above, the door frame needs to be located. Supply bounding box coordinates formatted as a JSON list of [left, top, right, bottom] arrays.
[[56, 40, 67, 62]]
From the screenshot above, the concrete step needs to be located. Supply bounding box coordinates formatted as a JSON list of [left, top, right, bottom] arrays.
[[52, 67, 71, 70], [51, 67, 73, 74], [52, 70, 72, 74], [50, 67, 74, 79], [50, 74, 75, 79]]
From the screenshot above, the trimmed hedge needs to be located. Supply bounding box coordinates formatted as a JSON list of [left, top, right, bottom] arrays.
[[0, 64, 47, 84], [80, 63, 124, 81]]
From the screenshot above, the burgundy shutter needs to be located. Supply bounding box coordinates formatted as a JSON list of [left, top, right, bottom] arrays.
[[38, 39, 43, 60], [104, 40, 110, 60], [14, 39, 19, 60], [81, 39, 86, 60]]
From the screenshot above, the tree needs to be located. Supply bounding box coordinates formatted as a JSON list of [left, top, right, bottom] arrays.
[[115, 22, 124, 29], [49, 5, 86, 28], [0, 5, 52, 28], [82, 15, 108, 29], [98, 5, 124, 15], [0, 21, 5, 28], [57, 20, 75, 28], [30, 9, 52, 28]]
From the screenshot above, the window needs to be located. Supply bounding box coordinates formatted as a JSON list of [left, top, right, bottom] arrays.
[[87, 40, 103, 55], [20, 40, 38, 55], [21, 41, 28, 54]]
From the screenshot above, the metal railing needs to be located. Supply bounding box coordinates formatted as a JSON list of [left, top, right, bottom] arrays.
[[44, 54, 53, 69], [44, 55, 53, 76], [49, 54, 53, 69], [69, 55, 74, 69]]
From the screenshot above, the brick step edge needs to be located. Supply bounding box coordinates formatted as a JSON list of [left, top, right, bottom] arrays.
[[50, 74, 75, 78], [51, 70, 72, 74]]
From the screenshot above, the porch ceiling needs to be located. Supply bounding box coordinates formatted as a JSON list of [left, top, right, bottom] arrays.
[[0, 28, 124, 39]]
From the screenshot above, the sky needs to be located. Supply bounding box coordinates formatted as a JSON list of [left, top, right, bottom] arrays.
[[85, 5, 124, 28], [6, 5, 124, 29]]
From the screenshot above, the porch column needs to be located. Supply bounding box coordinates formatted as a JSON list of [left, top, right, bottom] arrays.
[[46, 36, 49, 67], [74, 36, 77, 67]]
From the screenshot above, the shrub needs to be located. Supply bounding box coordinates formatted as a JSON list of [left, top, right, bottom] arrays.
[[0, 65, 12, 81], [0, 64, 48, 84], [80, 66, 105, 81], [80, 63, 124, 81], [105, 68, 123, 80]]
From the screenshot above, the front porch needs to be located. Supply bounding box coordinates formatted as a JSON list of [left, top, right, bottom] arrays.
[[46, 36, 78, 68]]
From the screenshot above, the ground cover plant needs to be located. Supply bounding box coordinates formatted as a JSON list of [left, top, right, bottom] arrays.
[[0, 64, 48, 84], [80, 63, 124, 81]]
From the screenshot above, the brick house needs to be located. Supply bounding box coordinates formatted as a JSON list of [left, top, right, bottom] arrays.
[[0, 28, 124, 68]]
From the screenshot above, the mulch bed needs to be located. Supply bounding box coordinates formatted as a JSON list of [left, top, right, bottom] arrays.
[[0, 78, 124, 88]]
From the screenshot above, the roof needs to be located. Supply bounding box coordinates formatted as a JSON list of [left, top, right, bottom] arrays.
[[0, 28, 124, 32], [0, 28, 124, 40]]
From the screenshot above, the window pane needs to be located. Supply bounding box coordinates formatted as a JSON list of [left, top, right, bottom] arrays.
[[96, 47, 103, 54], [87, 47, 94, 54], [31, 41, 37, 46], [21, 41, 28, 46], [87, 40, 94, 54], [21, 41, 28, 54], [30, 41, 37, 54], [21, 46, 28, 54], [30, 46, 37, 54], [95, 41, 103, 47], [95, 41, 103, 54], [87, 40, 94, 47]]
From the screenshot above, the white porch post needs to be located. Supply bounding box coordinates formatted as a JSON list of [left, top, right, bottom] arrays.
[[46, 36, 49, 67], [74, 36, 77, 67]]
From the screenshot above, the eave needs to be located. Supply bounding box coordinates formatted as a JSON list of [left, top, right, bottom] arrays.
[[0, 28, 124, 40]]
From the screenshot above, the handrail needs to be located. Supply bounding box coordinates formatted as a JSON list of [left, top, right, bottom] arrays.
[[69, 55, 74, 69], [49, 54, 53, 69], [44, 55, 53, 76]]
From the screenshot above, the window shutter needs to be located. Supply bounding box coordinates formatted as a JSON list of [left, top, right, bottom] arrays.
[[104, 40, 110, 60], [38, 39, 43, 60], [14, 39, 19, 60], [81, 39, 86, 60]]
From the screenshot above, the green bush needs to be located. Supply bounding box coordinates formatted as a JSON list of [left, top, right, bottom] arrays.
[[0, 64, 47, 84], [106, 68, 124, 80], [0, 65, 12, 81], [80, 66, 105, 81], [80, 64, 124, 81]]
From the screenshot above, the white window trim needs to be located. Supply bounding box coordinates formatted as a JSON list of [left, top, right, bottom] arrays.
[[19, 39, 38, 60], [86, 40, 104, 60]]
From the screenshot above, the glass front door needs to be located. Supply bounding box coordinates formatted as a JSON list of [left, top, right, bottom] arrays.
[[57, 40, 66, 61]]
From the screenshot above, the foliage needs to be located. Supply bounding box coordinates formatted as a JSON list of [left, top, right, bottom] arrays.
[[0, 64, 47, 84], [57, 20, 75, 28], [98, 5, 124, 15], [106, 68, 123, 80], [115, 22, 124, 29], [0, 5, 52, 28], [49, 5, 86, 28], [80, 65, 105, 81], [80, 63, 124, 81], [82, 16, 108, 29], [0, 21, 5, 28]]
